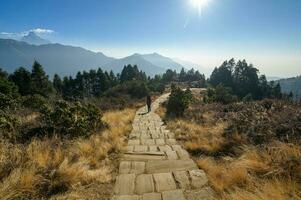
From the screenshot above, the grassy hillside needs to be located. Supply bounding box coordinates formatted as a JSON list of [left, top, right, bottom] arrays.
[[0, 108, 135, 200], [158, 90, 301, 200]]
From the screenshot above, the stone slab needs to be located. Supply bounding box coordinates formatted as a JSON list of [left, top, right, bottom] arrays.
[[134, 145, 148, 152], [119, 161, 131, 174], [123, 154, 166, 161], [158, 145, 172, 152], [171, 145, 182, 151], [136, 174, 155, 194], [155, 139, 165, 145], [131, 161, 145, 174], [149, 146, 158, 152], [141, 139, 155, 145], [128, 140, 140, 146], [162, 190, 185, 200], [146, 160, 198, 174], [166, 139, 176, 145], [166, 150, 178, 160], [153, 173, 177, 192], [112, 195, 140, 200], [142, 193, 162, 200], [114, 174, 136, 195], [177, 149, 190, 160]]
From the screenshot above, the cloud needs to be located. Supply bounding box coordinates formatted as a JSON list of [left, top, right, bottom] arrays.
[[0, 28, 55, 39], [30, 28, 54, 34]]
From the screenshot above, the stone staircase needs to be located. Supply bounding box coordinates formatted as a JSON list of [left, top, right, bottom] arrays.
[[112, 94, 213, 200]]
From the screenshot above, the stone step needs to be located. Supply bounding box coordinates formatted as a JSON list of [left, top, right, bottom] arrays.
[[122, 154, 166, 161], [146, 160, 198, 174], [114, 174, 136, 195]]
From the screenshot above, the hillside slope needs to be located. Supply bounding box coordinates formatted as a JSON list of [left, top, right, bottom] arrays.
[[0, 39, 115, 76]]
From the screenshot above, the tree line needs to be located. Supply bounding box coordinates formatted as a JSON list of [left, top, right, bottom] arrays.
[[209, 58, 285, 100], [1, 61, 207, 103]]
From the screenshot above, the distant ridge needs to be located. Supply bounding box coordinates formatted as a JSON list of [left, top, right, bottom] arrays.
[[0, 38, 187, 77]]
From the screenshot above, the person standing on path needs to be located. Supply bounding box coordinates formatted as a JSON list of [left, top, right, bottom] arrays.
[[147, 95, 152, 113]]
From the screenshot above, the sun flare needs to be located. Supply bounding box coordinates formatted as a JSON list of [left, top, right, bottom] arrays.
[[190, 0, 209, 9]]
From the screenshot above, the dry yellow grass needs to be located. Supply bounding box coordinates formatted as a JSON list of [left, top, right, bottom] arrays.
[[0, 108, 136, 200], [159, 102, 301, 200], [167, 119, 227, 154]]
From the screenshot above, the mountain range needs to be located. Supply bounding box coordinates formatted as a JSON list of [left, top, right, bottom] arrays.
[[0, 37, 194, 77]]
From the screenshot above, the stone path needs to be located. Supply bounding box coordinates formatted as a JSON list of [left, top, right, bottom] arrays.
[[112, 94, 213, 200]]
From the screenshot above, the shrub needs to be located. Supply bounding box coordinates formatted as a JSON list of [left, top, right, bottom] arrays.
[[0, 111, 20, 140], [205, 84, 237, 104], [106, 80, 149, 99], [166, 85, 193, 117], [41, 100, 105, 138], [22, 94, 48, 110]]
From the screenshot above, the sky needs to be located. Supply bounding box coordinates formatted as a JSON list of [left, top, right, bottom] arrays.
[[0, 0, 300, 77]]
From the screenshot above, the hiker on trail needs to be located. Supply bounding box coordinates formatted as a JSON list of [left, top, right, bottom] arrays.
[[147, 95, 152, 113]]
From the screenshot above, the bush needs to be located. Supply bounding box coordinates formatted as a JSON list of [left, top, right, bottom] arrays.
[[41, 100, 105, 138], [0, 93, 19, 110], [22, 94, 48, 110], [205, 84, 237, 104], [0, 111, 20, 140], [166, 85, 193, 117], [106, 80, 149, 99]]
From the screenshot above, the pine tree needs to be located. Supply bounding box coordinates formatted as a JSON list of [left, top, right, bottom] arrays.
[[30, 61, 53, 96], [53, 74, 63, 95], [9, 67, 32, 96]]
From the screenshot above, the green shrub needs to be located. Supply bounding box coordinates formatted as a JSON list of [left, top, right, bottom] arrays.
[[41, 100, 105, 138], [0, 93, 19, 110], [106, 80, 149, 99], [0, 111, 20, 140], [205, 84, 237, 104], [166, 85, 193, 117], [22, 94, 48, 110]]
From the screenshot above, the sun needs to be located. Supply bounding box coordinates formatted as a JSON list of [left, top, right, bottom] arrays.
[[190, 0, 209, 9]]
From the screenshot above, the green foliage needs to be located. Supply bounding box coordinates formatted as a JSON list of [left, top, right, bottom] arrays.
[[22, 94, 48, 110], [205, 84, 237, 104], [0, 71, 20, 110], [106, 80, 149, 99], [167, 85, 193, 117], [9, 67, 32, 96], [0, 111, 20, 140], [41, 100, 105, 138], [120, 65, 147, 83], [30, 61, 53, 96], [209, 58, 282, 100], [53, 74, 63, 95]]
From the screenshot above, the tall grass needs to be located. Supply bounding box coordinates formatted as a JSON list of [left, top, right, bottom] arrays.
[[159, 102, 301, 200], [0, 108, 135, 200]]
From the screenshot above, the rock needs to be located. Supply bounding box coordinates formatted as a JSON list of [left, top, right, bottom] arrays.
[[189, 170, 208, 189], [173, 171, 190, 189]]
